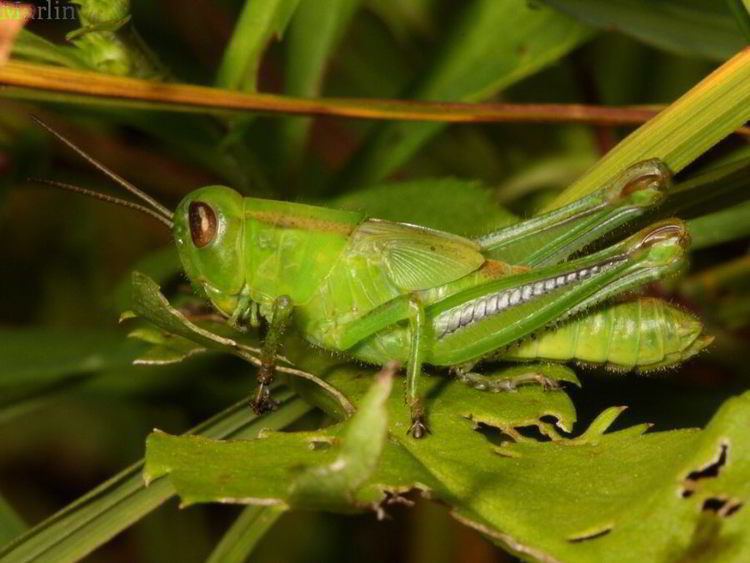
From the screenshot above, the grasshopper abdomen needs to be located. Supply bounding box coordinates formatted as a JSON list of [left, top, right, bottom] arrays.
[[503, 298, 712, 370]]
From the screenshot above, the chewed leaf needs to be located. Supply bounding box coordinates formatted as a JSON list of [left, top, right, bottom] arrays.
[[130, 271, 260, 357], [289, 359, 579, 437], [145, 344, 750, 563], [145, 366, 395, 510], [289, 363, 395, 509], [454, 392, 750, 562], [129, 273, 355, 415], [571, 405, 628, 444], [128, 326, 206, 365], [143, 358, 579, 510], [136, 339, 205, 366]]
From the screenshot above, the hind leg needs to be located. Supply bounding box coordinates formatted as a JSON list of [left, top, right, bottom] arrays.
[[453, 365, 561, 392]]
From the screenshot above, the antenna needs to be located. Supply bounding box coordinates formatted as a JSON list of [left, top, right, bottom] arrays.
[[29, 178, 174, 228], [30, 115, 174, 221]]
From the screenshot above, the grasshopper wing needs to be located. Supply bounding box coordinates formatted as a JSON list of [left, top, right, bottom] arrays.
[[354, 219, 485, 290]]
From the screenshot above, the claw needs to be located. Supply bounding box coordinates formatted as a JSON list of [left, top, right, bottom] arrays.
[[408, 416, 430, 439], [535, 374, 561, 390], [508, 372, 561, 391], [456, 368, 562, 393], [250, 384, 278, 414]]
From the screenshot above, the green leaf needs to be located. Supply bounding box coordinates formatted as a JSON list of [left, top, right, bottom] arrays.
[[289, 364, 394, 509], [727, 0, 750, 41], [128, 272, 356, 416], [127, 326, 206, 365], [0, 394, 310, 563], [545, 48, 750, 210], [129, 271, 262, 359], [11, 30, 89, 69], [365, 0, 437, 43], [540, 0, 746, 61], [330, 177, 517, 236], [339, 0, 593, 187], [143, 362, 578, 506], [216, 0, 302, 91], [145, 371, 750, 563], [453, 393, 750, 561], [281, 0, 360, 163], [147, 366, 395, 510]]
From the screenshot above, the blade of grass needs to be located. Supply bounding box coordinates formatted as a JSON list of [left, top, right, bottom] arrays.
[[0, 329, 142, 392], [10, 30, 87, 69], [0, 395, 59, 427], [281, 0, 360, 164], [206, 506, 285, 563], [544, 47, 750, 209], [681, 255, 750, 299], [660, 155, 750, 220], [0, 493, 26, 546], [216, 0, 301, 91], [0, 392, 310, 563], [540, 0, 745, 61], [0, 329, 146, 416], [339, 0, 594, 188], [727, 0, 750, 41], [688, 200, 750, 249]]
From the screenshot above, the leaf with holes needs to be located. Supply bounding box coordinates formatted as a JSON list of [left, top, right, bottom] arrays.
[[143, 357, 577, 511], [145, 357, 750, 563]]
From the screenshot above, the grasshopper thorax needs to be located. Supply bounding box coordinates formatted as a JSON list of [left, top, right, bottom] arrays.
[[174, 185, 246, 315]]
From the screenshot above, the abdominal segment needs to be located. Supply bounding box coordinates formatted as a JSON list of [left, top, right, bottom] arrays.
[[502, 298, 710, 370]]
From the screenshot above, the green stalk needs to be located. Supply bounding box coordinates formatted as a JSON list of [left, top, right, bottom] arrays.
[[206, 506, 285, 563]]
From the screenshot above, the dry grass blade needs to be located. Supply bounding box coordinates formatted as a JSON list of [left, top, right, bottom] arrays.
[[0, 60, 716, 129]]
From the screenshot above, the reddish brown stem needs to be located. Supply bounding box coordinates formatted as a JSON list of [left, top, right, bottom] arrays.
[[1, 61, 749, 135]]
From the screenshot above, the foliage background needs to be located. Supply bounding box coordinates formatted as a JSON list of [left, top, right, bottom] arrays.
[[0, 0, 749, 562]]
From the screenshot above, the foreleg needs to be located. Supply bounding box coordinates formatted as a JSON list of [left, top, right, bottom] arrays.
[[251, 295, 293, 414]]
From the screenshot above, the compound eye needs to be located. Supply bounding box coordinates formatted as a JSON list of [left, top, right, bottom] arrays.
[[188, 201, 218, 248]]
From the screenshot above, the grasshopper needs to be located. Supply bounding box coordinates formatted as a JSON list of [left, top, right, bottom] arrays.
[[32, 117, 709, 437]]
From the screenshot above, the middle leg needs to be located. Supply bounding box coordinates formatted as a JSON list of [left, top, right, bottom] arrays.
[[406, 296, 429, 439]]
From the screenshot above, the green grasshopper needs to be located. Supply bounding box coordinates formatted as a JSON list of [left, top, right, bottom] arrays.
[[32, 117, 710, 437]]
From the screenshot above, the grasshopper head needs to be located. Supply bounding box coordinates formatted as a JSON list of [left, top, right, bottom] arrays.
[[174, 186, 246, 314]]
